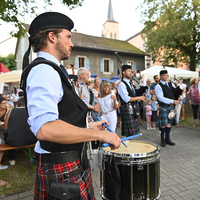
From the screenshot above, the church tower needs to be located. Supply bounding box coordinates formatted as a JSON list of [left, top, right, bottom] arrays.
[[102, 0, 119, 39]]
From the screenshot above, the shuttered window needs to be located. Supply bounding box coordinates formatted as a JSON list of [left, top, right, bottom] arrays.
[[100, 59, 114, 73], [79, 57, 85, 67], [104, 60, 109, 72], [75, 56, 90, 70]]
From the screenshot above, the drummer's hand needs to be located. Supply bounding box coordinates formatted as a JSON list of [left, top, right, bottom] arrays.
[[99, 132, 121, 150], [88, 120, 108, 131]]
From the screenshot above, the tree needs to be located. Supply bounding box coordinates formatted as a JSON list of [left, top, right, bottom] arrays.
[[0, 0, 84, 38], [0, 54, 16, 71], [139, 0, 200, 71]]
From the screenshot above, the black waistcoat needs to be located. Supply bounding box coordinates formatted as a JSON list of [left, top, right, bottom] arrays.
[[158, 82, 175, 106], [20, 57, 88, 152], [119, 81, 135, 106]]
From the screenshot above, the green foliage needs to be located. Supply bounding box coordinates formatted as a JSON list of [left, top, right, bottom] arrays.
[[139, 0, 200, 71], [0, 0, 84, 38], [0, 54, 16, 71]]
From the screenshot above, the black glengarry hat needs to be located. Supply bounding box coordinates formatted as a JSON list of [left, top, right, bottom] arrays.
[[122, 65, 131, 72], [29, 12, 74, 38], [23, 12, 74, 70], [160, 70, 168, 76]]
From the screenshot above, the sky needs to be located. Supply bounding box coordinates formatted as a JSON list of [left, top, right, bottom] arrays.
[[0, 0, 145, 43]]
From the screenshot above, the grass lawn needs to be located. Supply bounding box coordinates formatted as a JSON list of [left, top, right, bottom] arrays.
[[0, 114, 199, 197], [0, 149, 35, 197]]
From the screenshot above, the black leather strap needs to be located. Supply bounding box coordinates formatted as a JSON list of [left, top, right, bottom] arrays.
[[31, 158, 82, 182], [33, 150, 81, 164]]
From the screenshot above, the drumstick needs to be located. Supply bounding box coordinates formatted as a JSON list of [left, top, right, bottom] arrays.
[[96, 117, 113, 132], [88, 115, 94, 122], [96, 117, 127, 148], [102, 133, 142, 148], [121, 133, 142, 142]]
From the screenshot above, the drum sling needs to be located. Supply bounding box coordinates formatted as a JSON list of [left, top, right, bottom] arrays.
[[104, 156, 121, 200]]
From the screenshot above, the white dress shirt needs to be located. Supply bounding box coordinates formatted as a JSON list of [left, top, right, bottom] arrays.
[[26, 51, 63, 153], [118, 78, 133, 103], [155, 80, 174, 105]]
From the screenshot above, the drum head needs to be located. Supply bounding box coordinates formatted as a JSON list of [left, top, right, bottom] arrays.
[[102, 140, 160, 158]]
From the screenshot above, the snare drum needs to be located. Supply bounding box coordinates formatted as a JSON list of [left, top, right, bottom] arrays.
[[100, 140, 161, 200]]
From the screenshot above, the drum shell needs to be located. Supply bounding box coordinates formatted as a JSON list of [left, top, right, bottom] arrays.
[[100, 141, 161, 200]]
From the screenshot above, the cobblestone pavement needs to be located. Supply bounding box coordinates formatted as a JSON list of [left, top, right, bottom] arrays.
[[1, 125, 200, 200]]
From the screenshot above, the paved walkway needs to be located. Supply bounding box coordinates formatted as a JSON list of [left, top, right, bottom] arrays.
[[1, 125, 200, 200]]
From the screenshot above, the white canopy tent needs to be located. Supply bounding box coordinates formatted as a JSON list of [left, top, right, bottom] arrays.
[[0, 70, 22, 83], [141, 65, 199, 81], [0, 68, 77, 84], [0, 70, 22, 94], [0, 68, 78, 94]]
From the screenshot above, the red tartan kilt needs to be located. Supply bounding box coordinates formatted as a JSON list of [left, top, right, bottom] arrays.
[[34, 159, 95, 200]]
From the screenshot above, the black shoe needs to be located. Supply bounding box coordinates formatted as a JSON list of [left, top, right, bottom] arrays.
[[160, 140, 166, 147], [165, 140, 175, 145]]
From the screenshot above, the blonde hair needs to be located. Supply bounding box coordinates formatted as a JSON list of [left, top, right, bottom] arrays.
[[94, 78, 101, 84], [151, 94, 157, 101], [100, 80, 111, 96], [146, 99, 152, 105]]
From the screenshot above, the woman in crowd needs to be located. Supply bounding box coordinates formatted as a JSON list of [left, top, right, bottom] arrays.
[[97, 81, 118, 132], [189, 78, 200, 127], [92, 78, 101, 99], [91, 78, 101, 121]]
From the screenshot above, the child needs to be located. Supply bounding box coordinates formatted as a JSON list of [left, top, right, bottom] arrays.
[[145, 99, 153, 130], [151, 94, 159, 130]]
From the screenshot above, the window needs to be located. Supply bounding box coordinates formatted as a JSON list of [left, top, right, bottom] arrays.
[[104, 60, 110, 72], [110, 33, 113, 39], [114, 33, 117, 39], [74, 56, 90, 71], [79, 57, 85, 68], [100, 59, 114, 74]]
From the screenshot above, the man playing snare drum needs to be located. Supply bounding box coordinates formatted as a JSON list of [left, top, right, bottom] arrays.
[[20, 12, 121, 199]]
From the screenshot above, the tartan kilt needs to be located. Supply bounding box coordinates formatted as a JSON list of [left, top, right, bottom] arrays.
[[157, 106, 177, 127], [122, 106, 140, 137], [34, 158, 95, 200]]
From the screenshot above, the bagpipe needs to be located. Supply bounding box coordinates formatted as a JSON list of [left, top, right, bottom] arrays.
[[115, 52, 148, 96], [160, 60, 183, 98]]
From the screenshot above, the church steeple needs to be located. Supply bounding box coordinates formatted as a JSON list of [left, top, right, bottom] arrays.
[[102, 0, 119, 39], [107, 0, 116, 22]]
